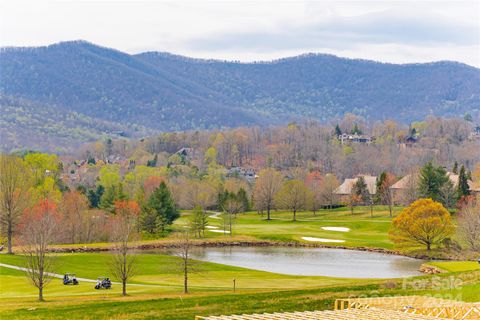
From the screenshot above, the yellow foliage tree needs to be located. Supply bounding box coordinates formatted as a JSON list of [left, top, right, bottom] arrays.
[[390, 198, 454, 251]]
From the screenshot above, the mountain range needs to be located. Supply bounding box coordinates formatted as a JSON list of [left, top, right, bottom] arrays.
[[1, 40, 479, 152]]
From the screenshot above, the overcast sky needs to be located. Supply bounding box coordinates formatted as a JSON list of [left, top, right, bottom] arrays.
[[1, 0, 479, 66]]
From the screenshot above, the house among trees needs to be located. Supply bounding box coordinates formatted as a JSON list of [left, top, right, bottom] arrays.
[[447, 172, 480, 195], [227, 167, 257, 181], [337, 133, 374, 144], [334, 175, 377, 201], [175, 147, 195, 162], [398, 135, 419, 149], [105, 154, 127, 165], [390, 171, 480, 205], [404, 135, 419, 147], [389, 173, 418, 205], [469, 125, 480, 140]]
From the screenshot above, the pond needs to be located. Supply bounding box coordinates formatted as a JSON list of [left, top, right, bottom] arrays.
[[185, 246, 424, 278]]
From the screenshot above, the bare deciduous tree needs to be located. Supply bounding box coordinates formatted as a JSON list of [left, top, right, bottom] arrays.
[[377, 172, 396, 217], [306, 171, 322, 215], [20, 200, 60, 301], [319, 174, 339, 209], [189, 205, 209, 238], [400, 170, 420, 206], [222, 197, 242, 236], [172, 230, 198, 294], [253, 168, 282, 220], [60, 191, 89, 244], [180, 179, 217, 210], [457, 196, 480, 251], [110, 200, 140, 296], [347, 194, 361, 215], [275, 180, 308, 221], [0, 154, 30, 253], [439, 181, 457, 209]]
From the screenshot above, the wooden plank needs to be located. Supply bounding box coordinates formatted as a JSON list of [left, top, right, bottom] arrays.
[[195, 307, 448, 319]]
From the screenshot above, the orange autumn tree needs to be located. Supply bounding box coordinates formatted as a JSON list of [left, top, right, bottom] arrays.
[[390, 198, 454, 251]]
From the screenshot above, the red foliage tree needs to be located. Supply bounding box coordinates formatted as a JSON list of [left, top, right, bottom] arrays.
[[19, 199, 62, 301]]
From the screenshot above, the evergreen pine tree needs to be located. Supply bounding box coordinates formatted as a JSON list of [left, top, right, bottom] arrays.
[[375, 172, 387, 204], [100, 183, 128, 212], [334, 124, 342, 136], [87, 185, 104, 208], [116, 183, 128, 201], [237, 188, 250, 212], [217, 190, 230, 210], [140, 206, 161, 234], [352, 176, 370, 205], [419, 162, 450, 204], [147, 181, 179, 227], [147, 154, 158, 167], [351, 124, 362, 135], [457, 165, 470, 199], [452, 161, 458, 174], [100, 185, 116, 212]]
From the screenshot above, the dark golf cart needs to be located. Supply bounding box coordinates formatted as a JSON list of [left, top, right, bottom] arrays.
[[63, 273, 79, 285], [95, 277, 112, 289]]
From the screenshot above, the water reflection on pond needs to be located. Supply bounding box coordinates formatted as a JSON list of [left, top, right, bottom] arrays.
[[179, 246, 424, 278]]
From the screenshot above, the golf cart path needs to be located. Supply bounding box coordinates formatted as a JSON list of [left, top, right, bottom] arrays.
[[0, 263, 163, 287], [207, 211, 222, 219], [0, 262, 98, 282]]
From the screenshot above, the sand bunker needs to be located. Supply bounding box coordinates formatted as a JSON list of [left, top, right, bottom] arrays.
[[301, 237, 345, 243], [206, 226, 219, 229], [321, 226, 350, 232], [209, 229, 230, 234]]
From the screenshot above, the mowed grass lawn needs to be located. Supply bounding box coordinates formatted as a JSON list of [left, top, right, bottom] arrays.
[[428, 261, 480, 273], [2, 206, 478, 319], [175, 206, 399, 249], [0, 252, 370, 299], [0, 252, 382, 319], [1, 252, 479, 320], [2, 252, 480, 320]]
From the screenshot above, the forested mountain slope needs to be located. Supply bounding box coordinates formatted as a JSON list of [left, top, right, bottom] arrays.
[[0, 41, 260, 132], [0, 96, 153, 153], [1, 40, 479, 151], [137, 51, 480, 122]]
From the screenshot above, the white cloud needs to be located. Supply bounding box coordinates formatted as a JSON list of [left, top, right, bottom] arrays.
[[1, 0, 479, 66]]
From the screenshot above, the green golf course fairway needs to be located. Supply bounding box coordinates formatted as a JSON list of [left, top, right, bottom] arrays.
[[0, 252, 367, 298], [428, 261, 480, 273], [174, 206, 396, 249], [1, 252, 479, 320], [1, 207, 479, 320]]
